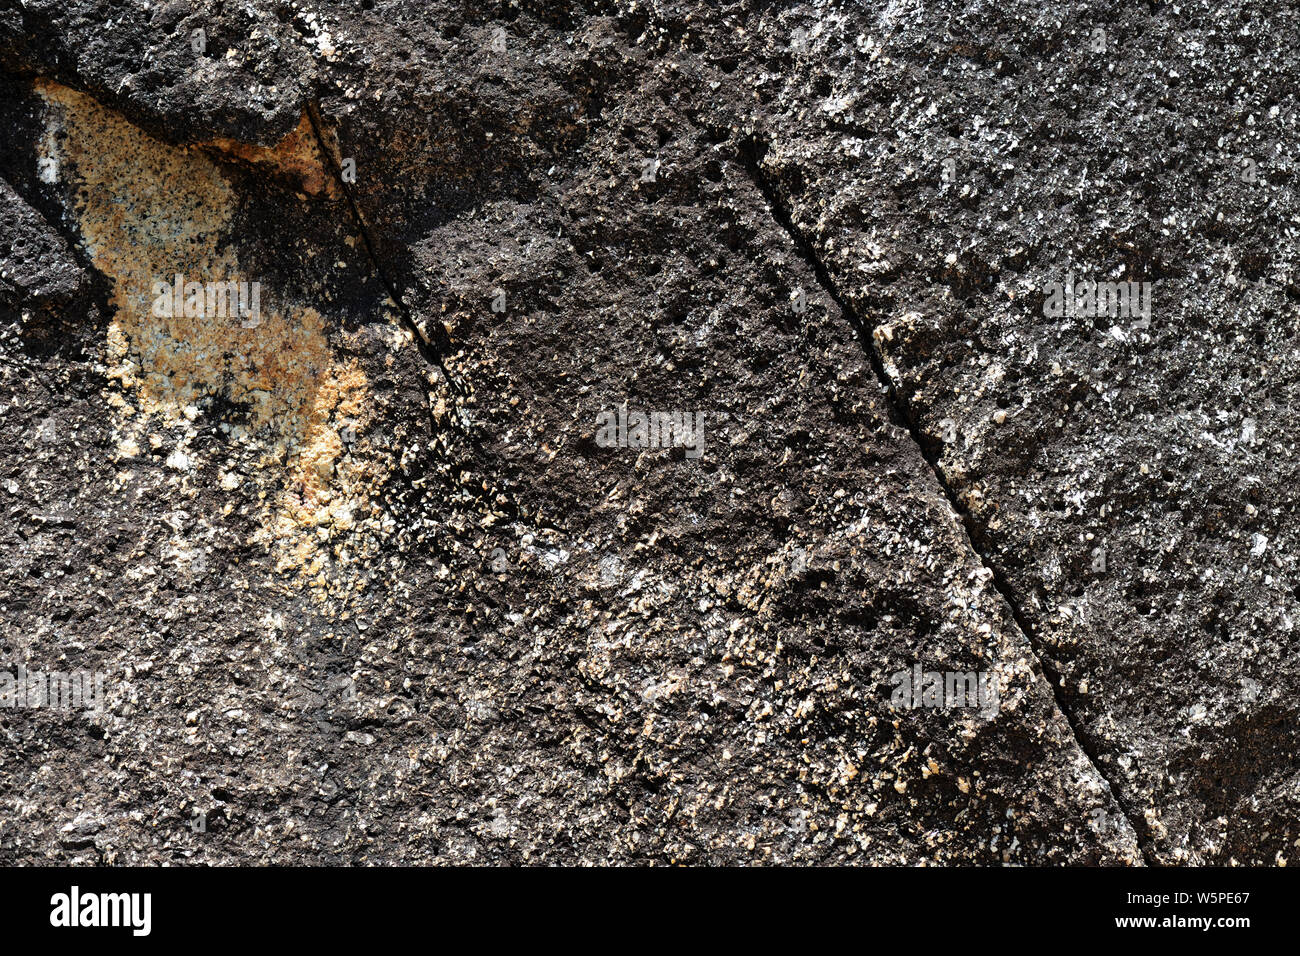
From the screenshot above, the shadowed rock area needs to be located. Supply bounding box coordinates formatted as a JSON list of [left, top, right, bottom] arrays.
[[0, 0, 1286, 866]]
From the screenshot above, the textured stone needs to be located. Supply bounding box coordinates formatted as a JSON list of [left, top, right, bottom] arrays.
[[0, 0, 1283, 866]]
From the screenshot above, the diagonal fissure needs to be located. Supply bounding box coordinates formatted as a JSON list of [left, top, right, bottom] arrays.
[[303, 103, 565, 536], [737, 134, 1157, 865], [302, 104, 464, 397]]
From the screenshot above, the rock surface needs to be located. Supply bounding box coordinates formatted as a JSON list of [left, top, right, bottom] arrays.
[[0, 0, 1289, 865]]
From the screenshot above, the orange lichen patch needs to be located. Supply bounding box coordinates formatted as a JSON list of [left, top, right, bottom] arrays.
[[202, 110, 339, 198], [35, 79, 377, 581]]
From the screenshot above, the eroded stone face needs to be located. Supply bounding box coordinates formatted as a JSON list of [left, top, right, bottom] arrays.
[[0, 0, 1282, 866]]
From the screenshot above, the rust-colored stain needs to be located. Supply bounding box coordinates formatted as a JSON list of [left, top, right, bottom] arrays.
[[36, 79, 379, 582], [202, 109, 339, 198]]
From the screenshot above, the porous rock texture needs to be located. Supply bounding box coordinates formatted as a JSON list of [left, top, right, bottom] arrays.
[[0, 0, 1290, 865]]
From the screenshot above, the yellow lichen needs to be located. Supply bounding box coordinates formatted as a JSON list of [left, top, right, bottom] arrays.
[[35, 79, 378, 583]]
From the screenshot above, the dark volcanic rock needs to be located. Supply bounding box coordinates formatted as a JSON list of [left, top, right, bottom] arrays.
[[0, 0, 1286, 866], [0, 0, 316, 144], [727, 0, 1300, 865], [0, 177, 85, 305]]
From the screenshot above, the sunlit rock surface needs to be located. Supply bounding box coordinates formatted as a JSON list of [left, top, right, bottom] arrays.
[[0, 0, 1290, 866]]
